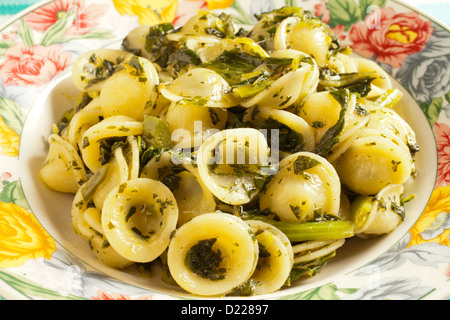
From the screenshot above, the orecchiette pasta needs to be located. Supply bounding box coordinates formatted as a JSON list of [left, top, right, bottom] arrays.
[[245, 220, 293, 295], [167, 212, 259, 296], [197, 128, 271, 205], [102, 178, 178, 263], [80, 115, 143, 173], [259, 151, 341, 222], [40, 134, 87, 194], [40, 7, 420, 297]]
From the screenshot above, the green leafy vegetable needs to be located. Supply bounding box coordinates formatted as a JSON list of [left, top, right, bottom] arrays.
[[185, 238, 226, 281], [246, 216, 354, 242]]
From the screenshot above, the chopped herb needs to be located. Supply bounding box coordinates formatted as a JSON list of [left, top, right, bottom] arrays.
[[313, 89, 349, 156], [208, 108, 220, 126], [125, 206, 137, 222], [185, 238, 226, 281], [293, 155, 319, 175]]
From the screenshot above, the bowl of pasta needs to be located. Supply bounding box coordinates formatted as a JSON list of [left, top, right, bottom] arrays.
[[0, 0, 449, 300]]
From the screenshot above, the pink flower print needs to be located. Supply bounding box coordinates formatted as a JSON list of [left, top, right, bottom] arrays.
[[23, 0, 108, 35], [434, 122, 450, 187], [314, 0, 330, 24], [348, 7, 433, 68], [0, 43, 71, 87]]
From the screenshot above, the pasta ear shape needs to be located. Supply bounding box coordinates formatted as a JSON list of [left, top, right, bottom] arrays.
[[240, 50, 320, 110], [165, 101, 228, 149], [167, 212, 259, 296], [170, 170, 217, 227], [72, 49, 133, 92], [66, 97, 103, 151], [197, 128, 271, 205], [71, 189, 134, 269], [100, 56, 159, 120], [274, 16, 333, 67], [350, 184, 405, 237], [334, 133, 413, 196], [40, 134, 87, 194], [245, 220, 293, 295], [243, 106, 315, 153], [101, 178, 178, 263], [160, 68, 232, 108], [80, 115, 143, 173], [259, 151, 341, 222]]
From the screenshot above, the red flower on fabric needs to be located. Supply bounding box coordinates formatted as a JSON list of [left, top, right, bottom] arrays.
[[0, 43, 71, 86], [348, 7, 433, 68], [91, 289, 153, 300], [23, 0, 108, 35], [434, 122, 450, 187]]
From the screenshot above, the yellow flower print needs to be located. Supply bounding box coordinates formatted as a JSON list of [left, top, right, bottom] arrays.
[[0, 201, 56, 268], [112, 0, 178, 25], [406, 186, 450, 248], [0, 115, 20, 157], [186, 0, 235, 10]]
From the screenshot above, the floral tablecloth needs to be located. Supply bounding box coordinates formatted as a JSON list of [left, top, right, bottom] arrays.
[[0, 0, 449, 301], [1, 0, 449, 26]]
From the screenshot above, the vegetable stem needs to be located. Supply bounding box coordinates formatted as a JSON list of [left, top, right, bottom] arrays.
[[247, 216, 354, 242]]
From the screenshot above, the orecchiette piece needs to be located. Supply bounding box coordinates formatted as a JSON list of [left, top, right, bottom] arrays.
[[334, 134, 413, 195], [274, 17, 332, 66], [66, 97, 103, 150], [350, 184, 405, 237], [197, 128, 271, 205], [246, 220, 293, 295], [101, 178, 178, 263], [167, 212, 259, 296], [260, 151, 341, 222], [100, 56, 159, 120], [243, 106, 315, 152], [40, 134, 87, 194], [71, 189, 133, 269], [165, 101, 228, 149], [161, 68, 232, 108], [170, 170, 217, 227], [72, 49, 133, 92], [241, 50, 320, 110], [80, 115, 143, 173]]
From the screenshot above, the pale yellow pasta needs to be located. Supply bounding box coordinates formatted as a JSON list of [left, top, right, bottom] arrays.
[[101, 178, 178, 263], [364, 105, 418, 152], [170, 170, 217, 227], [240, 50, 320, 109], [297, 91, 342, 143], [274, 16, 332, 66], [243, 106, 315, 152], [80, 115, 143, 173], [100, 56, 159, 120], [66, 98, 103, 150], [292, 239, 345, 265], [39, 7, 421, 297], [139, 151, 174, 180], [354, 58, 392, 97], [197, 128, 270, 205], [351, 184, 405, 237], [91, 147, 129, 210], [167, 212, 259, 296], [260, 151, 341, 222], [246, 220, 293, 295], [160, 68, 232, 108], [71, 189, 134, 269], [165, 101, 228, 149], [326, 53, 358, 73], [197, 37, 269, 64], [72, 49, 133, 92], [40, 134, 87, 194], [334, 134, 413, 195]]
